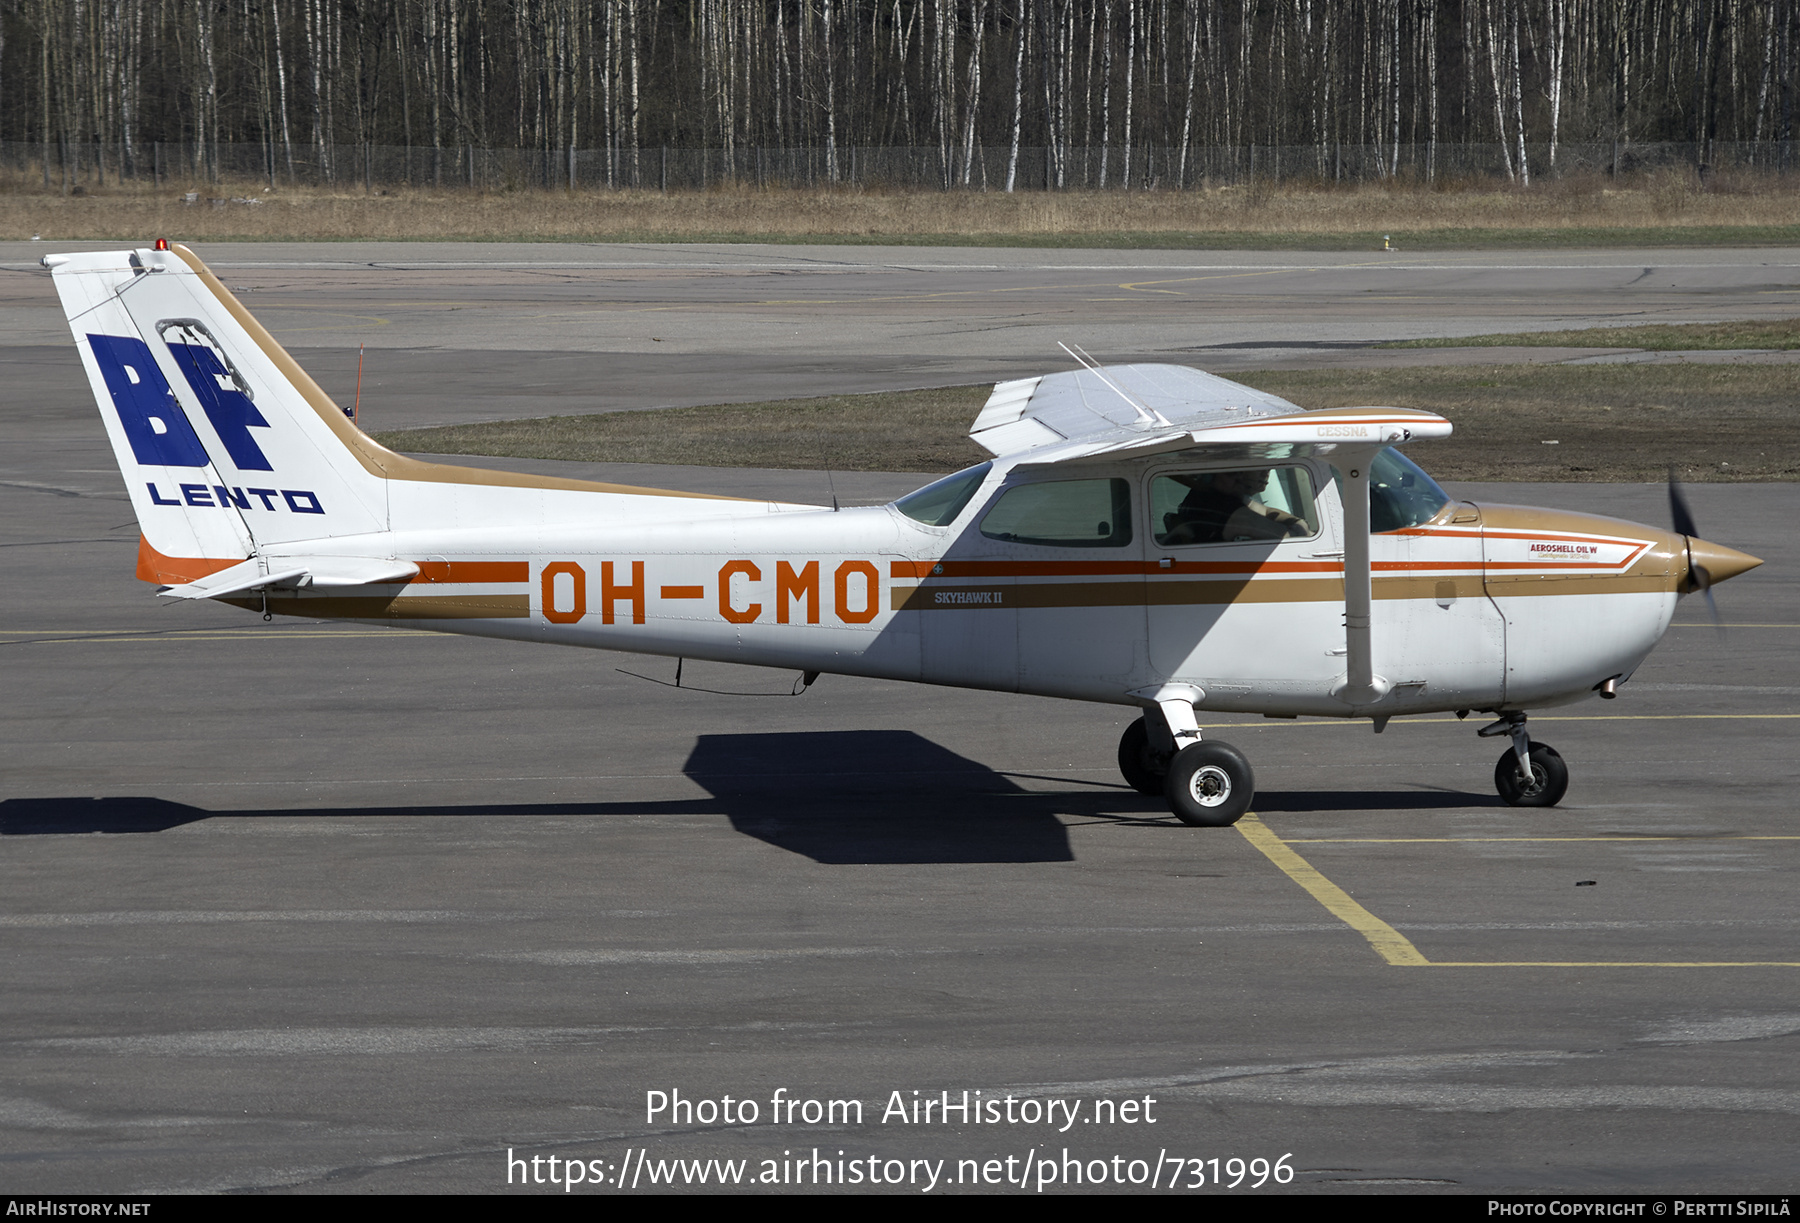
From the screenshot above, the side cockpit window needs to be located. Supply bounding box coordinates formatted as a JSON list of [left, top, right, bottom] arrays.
[[1152, 466, 1318, 546], [1326, 450, 1451, 532], [1367, 449, 1450, 532], [979, 477, 1133, 549]]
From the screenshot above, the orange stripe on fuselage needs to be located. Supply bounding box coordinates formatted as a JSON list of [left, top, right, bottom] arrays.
[[136, 536, 240, 585], [889, 558, 1343, 579], [135, 541, 527, 588]]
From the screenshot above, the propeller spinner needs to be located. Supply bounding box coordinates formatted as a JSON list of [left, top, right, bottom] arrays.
[[1668, 469, 1764, 632]]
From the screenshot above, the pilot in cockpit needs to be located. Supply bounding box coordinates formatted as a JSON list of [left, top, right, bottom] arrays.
[[1161, 468, 1307, 545]]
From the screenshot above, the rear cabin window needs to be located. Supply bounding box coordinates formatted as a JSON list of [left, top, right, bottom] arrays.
[[1152, 466, 1319, 547], [979, 478, 1133, 549]]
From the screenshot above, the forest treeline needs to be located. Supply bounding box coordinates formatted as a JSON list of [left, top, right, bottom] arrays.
[[11, 0, 1800, 191]]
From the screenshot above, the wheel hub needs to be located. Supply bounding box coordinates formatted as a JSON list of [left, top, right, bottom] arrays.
[[1186, 765, 1233, 807]]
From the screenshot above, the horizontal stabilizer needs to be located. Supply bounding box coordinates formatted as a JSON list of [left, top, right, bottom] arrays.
[[159, 556, 421, 600]]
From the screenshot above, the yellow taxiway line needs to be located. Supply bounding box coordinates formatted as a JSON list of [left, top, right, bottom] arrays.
[[1235, 814, 1800, 969], [1235, 814, 1429, 966], [1207, 714, 1800, 727], [1287, 835, 1800, 843], [0, 629, 430, 643]]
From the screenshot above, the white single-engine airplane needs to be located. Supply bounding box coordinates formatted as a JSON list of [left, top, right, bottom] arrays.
[[47, 243, 1762, 826]]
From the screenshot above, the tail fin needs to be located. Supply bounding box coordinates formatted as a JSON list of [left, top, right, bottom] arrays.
[[47, 244, 390, 574]]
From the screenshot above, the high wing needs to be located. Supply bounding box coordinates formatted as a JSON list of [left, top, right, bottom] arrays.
[[970, 362, 1455, 713], [969, 362, 1451, 465]]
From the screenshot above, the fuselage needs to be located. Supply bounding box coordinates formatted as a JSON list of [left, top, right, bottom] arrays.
[[193, 450, 1701, 721], [60, 240, 1745, 728]]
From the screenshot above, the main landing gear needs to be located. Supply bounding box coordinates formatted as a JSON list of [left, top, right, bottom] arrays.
[[1478, 712, 1569, 807], [1117, 710, 1254, 827], [1119, 704, 1571, 823]]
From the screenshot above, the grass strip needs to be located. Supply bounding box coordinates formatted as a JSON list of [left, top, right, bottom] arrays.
[[13, 181, 1800, 249], [376, 385, 994, 475], [365, 224, 1800, 249], [375, 363, 1800, 483], [1381, 318, 1800, 351], [21, 224, 1800, 251]]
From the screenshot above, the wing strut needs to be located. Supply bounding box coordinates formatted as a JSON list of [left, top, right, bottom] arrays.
[[1056, 342, 1173, 429], [1330, 450, 1393, 708]]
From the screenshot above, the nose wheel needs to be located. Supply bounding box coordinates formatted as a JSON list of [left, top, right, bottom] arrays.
[[1480, 713, 1569, 807], [1494, 743, 1568, 806]]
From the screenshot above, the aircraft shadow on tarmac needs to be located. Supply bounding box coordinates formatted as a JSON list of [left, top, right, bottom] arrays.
[[683, 730, 1082, 863], [0, 731, 1090, 862], [0, 730, 1493, 859]]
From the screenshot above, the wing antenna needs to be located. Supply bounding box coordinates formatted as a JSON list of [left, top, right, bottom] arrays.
[[1058, 341, 1173, 429]]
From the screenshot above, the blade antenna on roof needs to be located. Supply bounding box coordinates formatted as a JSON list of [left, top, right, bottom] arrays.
[[1058, 341, 1172, 429]]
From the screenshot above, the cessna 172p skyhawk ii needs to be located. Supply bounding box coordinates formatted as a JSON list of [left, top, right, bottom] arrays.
[[47, 243, 1762, 826]]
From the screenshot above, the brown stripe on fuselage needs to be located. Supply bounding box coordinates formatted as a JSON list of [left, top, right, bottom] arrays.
[[894, 576, 1346, 610], [1388, 573, 1677, 599], [412, 560, 530, 584], [220, 593, 530, 620], [893, 564, 1686, 611]]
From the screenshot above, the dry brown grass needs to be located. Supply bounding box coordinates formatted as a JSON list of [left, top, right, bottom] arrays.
[[375, 363, 1800, 483], [9, 168, 1800, 244], [1385, 318, 1800, 351], [1245, 364, 1800, 482], [376, 386, 993, 473]]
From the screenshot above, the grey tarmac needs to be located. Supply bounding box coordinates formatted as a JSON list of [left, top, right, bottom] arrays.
[[7, 241, 1800, 427], [0, 243, 1796, 1195]]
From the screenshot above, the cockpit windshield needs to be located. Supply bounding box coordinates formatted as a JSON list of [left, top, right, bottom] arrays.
[[1332, 449, 1451, 532], [892, 462, 992, 526]]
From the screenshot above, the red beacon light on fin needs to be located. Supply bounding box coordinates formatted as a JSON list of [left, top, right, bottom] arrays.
[[154, 238, 169, 251]]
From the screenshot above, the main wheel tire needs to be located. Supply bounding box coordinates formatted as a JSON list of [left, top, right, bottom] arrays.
[[1117, 718, 1170, 795], [1164, 741, 1255, 827], [1494, 742, 1569, 807]]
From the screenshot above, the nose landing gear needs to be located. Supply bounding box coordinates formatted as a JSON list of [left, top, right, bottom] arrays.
[[1479, 712, 1569, 807]]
